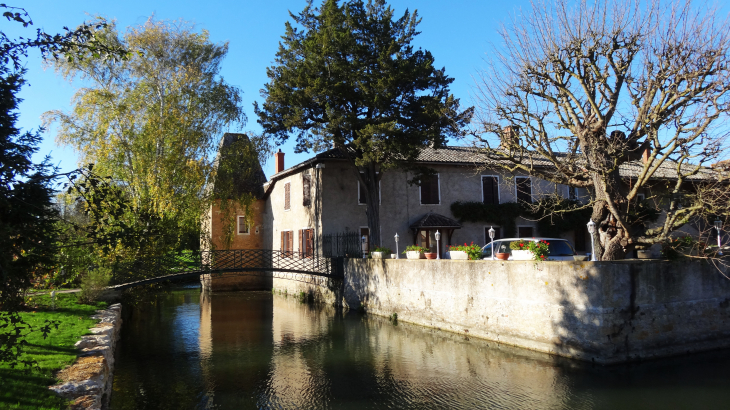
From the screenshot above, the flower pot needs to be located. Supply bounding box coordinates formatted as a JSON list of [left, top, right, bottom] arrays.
[[406, 251, 423, 260], [637, 250, 653, 259], [424, 252, 437, 259], [495, 252, 510, 261], [371, 252, 389, 259], [448, 251, 469, 260], [390, 254, 397, 259], [511, 250, 533, 261]]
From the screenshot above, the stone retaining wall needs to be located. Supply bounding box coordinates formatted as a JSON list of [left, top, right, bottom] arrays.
[[50, 303, 122, 410], [271, 259, 730, 364]]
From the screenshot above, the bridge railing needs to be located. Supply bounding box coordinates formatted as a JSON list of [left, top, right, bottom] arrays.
[[110, 249, 340, 286]]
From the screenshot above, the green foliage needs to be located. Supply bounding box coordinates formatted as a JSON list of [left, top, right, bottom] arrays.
[[451, 201, 524, 237], [449, 242, 482, 260], [527, 240, 550, 261], [509, 239, 529, 250], [79, 267, 111, 303], [256, 0, 472, 247], [451, 198, 594, 238], [403, 245, 426, 254], [44, 18, 248, 253], [1, 293, 106, 410], [372, 247, 392, 254]]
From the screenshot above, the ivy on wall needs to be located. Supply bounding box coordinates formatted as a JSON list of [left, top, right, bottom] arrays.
[[451, 199, 593, 238]]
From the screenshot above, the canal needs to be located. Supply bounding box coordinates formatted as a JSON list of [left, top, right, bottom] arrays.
[[111, 287, 730, 409]]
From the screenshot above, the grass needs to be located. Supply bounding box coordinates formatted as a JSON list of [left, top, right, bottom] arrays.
[[0, 293, 106, 410]]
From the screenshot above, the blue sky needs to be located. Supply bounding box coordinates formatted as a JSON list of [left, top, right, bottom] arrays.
[[8, 0, 532, 178]]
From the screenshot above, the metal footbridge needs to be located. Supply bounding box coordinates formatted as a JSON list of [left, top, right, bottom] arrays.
[[109, 250, 343, 290]]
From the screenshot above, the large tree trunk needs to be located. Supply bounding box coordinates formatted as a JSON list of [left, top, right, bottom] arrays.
[[591, 167, 629, 261], [351, 164, 382, 251]]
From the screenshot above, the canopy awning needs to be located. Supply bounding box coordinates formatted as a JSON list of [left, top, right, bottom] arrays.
[[409, 212, 462, 230]]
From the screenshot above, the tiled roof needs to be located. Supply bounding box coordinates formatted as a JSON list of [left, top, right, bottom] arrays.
[[409, 212, 462, 230], [273, 145, 719, 182]]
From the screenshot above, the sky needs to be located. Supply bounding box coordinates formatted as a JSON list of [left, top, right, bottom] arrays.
[[8, 1, 730, 179], [7, 0, 531, 179]]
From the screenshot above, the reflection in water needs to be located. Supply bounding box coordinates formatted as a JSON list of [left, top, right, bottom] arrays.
[[111, 288, 730, 409]]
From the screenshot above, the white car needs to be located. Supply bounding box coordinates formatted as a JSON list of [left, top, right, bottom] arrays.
[[482, 238, 583, 261]]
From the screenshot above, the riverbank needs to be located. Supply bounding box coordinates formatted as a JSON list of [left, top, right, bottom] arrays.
[[0, 293, 106, 410]]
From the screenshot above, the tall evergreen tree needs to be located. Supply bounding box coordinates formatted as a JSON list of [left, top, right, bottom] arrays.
[[256, 0, 472, 248]]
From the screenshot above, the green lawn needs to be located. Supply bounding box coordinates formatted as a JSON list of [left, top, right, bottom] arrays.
[[0, 293, 106, 410]]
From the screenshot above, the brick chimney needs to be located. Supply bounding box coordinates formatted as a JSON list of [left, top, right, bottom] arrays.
[[500, 126, 519, 149], [275, 149, 285, 173], [642, 147, 650, 164]]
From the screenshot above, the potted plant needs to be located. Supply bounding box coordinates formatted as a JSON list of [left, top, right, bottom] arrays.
[[495, 252, 510, 260], [509, 239, 534, 260], [424, 247, 437, 259], [448, 242, 482, 260], [371, 247, 392, 259], [403, 245, 425, 259], [527, 240, 550, 261]]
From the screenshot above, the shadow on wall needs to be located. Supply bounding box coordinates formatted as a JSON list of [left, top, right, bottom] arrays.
[[342, 258, 387, 312], [552, 260, 730, 365]]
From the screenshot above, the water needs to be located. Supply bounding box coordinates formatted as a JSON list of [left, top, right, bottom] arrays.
[[110, 288, 730, 409]]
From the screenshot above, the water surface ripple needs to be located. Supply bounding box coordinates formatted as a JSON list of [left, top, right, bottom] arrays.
[[110, 288, 730, 409]]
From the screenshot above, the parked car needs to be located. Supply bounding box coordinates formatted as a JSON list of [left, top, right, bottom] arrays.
[[482, 238, 581, 261]]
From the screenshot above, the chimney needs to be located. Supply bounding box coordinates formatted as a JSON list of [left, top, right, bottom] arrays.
[[275, 149, 285, 173], [642, 147, 650, 164], [500, 126, 519, 149]]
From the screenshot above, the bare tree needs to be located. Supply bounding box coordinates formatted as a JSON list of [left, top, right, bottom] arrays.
[[473, 0, 730, 260]]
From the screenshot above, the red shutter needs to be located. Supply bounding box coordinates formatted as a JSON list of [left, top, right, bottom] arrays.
[[288, 232, 293, 257], [281, 231, 285, 252]]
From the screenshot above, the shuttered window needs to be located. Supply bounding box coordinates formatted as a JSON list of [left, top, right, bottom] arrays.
[[516, 177, 532, 203], [284, 182, 291, 210], [302, 174, 311, 207], [420, 174, 440, 205], [281, 231, 293, 257], [299, 229, 313, 258], [482, 176, 499, 204]]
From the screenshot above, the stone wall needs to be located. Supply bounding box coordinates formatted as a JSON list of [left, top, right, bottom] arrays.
[[50, 303, 122, 409], [341, 259, 730, 364], [272, 259, 730, 364]]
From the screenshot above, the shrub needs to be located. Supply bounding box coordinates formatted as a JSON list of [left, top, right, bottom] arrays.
[[372, 246, 392, 254], [509, 239, 529, 250], [79, 267, 111, 303]]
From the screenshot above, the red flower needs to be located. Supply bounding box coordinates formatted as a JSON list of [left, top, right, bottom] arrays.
[[520, 243, 524, 247], [540, 255, 545, 259]]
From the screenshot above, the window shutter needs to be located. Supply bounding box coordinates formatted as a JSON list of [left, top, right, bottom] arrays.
[[303, 175, 311, 206], [288, 232, 293, 256], [421, 175, 439, 204], [483, 177, 499, 204], [284, 183, 291, 210], [517, 178, 532, 203], [298, 229, 303, 258], [306, 229, 313, 257], [281, 231, 285, 252]]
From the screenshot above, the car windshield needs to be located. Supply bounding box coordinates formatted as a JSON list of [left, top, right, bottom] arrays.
[[547, 240, 575, 256]]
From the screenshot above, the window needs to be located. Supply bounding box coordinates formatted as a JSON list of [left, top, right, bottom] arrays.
[[299, 229, 313, 258], [518, 226, 534, 237], [568, 186, 577, 201], [637, 193, 645, 202], [284, 182, 291, 210], [485, 226, 501, 243], [281, 231, 293, 257], [482, 176, 499, 204], [302, 174, 311, 207], [420, 174, 440, 205], [237, 216, 250, 235], [516, 177, 532, 203], [358, 173, 380, 205]]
